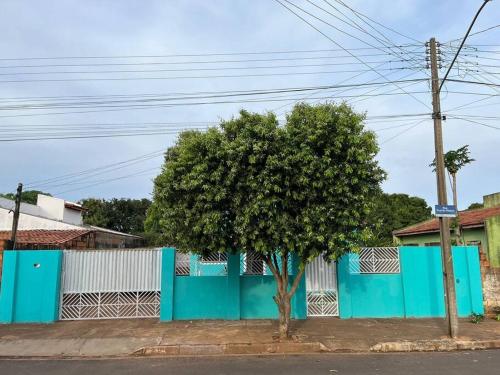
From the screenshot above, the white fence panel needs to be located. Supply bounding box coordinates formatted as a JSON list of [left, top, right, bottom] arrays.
[[306, 256, 337, 292]]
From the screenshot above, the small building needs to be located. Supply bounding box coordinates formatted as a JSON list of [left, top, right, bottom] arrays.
[[0, 194, 144, 251], [393, 192, 500, 315]]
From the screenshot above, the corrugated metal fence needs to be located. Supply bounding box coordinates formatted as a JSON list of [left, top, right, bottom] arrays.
[[60, 248, 162, 320]]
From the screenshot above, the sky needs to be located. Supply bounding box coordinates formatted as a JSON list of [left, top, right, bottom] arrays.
[[0, 0, 498, 210]]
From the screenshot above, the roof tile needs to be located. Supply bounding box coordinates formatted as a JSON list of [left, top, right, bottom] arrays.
[[0, 229, 91, 245], [394, 206, 500, 236]]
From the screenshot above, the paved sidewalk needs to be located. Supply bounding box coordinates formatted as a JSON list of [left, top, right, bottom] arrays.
[[0, 318, 499, 357]]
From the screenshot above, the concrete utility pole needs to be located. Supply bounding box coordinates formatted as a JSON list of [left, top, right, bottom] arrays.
[[9, 183, 23, 250], [428, 38, 459, 338]]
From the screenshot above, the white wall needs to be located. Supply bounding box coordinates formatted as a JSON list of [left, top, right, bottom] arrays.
[[0, 207, 82, 231], [36, 194, 83, 225], [37, 194, 65, 221]]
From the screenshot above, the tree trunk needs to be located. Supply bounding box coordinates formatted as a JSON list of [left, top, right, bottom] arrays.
[[277, 292, 292, 339], [264, 253, 305, 340], [452, 173, 462, 245]]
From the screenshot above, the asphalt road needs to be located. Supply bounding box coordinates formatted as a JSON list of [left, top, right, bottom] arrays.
[[0, 351, 498, 375]]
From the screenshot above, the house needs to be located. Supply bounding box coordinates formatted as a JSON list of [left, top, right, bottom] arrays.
[[0, 194, 144, 251], [393, 192, 500, 314]]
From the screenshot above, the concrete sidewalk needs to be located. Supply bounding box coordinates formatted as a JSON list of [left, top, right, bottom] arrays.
[[0, 318, 499, 357]]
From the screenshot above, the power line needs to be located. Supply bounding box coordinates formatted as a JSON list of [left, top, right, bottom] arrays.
[[446, 78, 500, 88], [0, 88, 434, 113], [332, 0, 423, 44], [0, 46, 422, 62], [0, 129, 198, 143], [439, 0, 493, 92], [26, 148, 167, 187], [449, 116, 500, 131], [379, 119, 428, 145], [304, 0, 420, 66], [0, 53, 422, 70], [324, 0, 424, 66], [0, 62, 413, 77], [274, 0, 431, 109], [0, 66, 420, 84], [445, 23, 500, 44], [53, 167, 160, 196], [0, 78, 429, 118]]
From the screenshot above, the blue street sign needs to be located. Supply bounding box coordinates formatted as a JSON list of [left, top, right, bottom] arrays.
[[435, 204, 457, 218]]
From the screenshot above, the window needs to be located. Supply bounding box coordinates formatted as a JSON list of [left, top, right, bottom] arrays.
[[349, 247, 400, 274], [175, 252, 191, 276], [240, 251, 266, 275], [200, 253, 228, 263]]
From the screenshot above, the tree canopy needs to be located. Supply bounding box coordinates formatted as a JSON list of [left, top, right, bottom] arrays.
[[81, 198, 151, 235], [467, 202, 484, 210], [365, 193, 433, 246], [147, 103, 385, 338]]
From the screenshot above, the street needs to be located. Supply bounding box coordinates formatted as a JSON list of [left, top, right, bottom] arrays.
[[0, 352, 498, 375]]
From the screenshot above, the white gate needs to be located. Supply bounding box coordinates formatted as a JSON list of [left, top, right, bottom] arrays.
[[306, 257, 338, 317], [60, 249, 162, 320]]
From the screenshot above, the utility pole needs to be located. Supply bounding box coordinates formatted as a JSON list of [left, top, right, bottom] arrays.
[[9, 183, 23, 250], [428, 38, 459, 338]]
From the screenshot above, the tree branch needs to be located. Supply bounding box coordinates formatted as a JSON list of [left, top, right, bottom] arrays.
[[272, 253, 281, 278], [281, 252, 289, 287], [287, 266, 305, 298]]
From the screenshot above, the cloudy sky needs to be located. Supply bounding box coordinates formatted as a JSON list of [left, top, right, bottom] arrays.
[[0, 0, 498, 210]]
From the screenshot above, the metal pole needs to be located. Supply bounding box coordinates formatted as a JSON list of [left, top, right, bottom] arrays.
[[10, 183, 23, 250], [429, 38, 459, 338]]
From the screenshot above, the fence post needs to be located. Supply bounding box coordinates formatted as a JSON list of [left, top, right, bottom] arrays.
[[160, 247, 176, 321], [337, 255, 352, 319], [226, 252, 240, 320]]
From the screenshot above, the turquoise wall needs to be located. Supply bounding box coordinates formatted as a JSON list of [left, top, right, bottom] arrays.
[[0, 250, 62, 324], [240, 276, 278, 318], [338, 246, 484, 319], [400, 246, 445, 317], [174, 276, 230, 319], [160, 248, 307, 321], [338, 255, 405, 318]]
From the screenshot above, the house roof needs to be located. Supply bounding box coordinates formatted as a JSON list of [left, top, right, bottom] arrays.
[[0, 229, 91, 245], [393, 206, 500, 237]]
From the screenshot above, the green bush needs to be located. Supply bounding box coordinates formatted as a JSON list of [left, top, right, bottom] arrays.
[[470, 312, 485, 324]]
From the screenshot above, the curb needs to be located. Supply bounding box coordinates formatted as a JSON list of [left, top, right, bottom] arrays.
[[134, 342, 330, 356], [370, 339, 500, 353]]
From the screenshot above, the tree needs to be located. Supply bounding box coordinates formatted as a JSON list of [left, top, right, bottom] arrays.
[[365, 193, 432, 246], [467, 202, 483, 210], [81, 198, 151, 235], [0, 190, 51, 205], [148, 103, 385, 338], [430, 145, 474, 244]]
